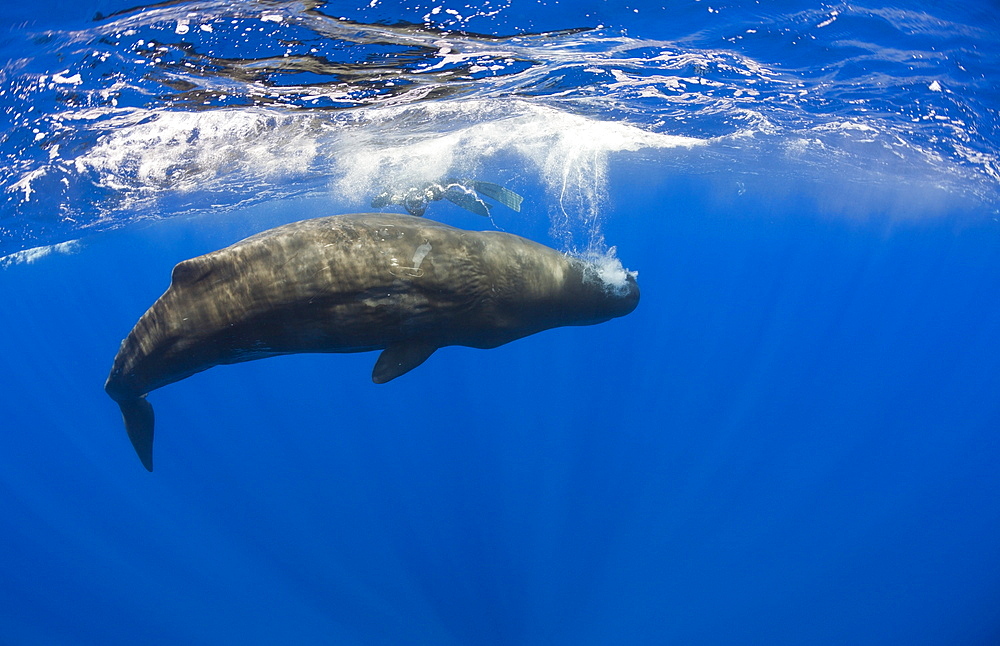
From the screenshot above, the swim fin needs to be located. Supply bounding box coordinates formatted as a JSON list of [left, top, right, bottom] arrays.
[[443, 188, 492, 217], [469, 180, 523, 212]]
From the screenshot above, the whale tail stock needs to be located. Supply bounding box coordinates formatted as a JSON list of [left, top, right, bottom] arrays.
[[114, 396, 155, 472]]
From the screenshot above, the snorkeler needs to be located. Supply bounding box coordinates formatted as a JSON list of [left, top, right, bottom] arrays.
[[371, 179, 523, 217]]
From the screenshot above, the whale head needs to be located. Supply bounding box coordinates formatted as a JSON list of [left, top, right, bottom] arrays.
[[558, 254, 640, 326], [474, 234, 640, 344]]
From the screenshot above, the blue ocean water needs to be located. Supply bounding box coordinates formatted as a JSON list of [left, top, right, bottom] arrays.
[[2, 0, 999, 644]]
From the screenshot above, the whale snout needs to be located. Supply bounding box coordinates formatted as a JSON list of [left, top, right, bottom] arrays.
[[618, 272, 640, 315], [602, 270, 639, 319], [564, 260, 640, 325]]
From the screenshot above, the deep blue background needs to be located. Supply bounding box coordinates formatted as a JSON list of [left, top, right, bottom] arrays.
[[3, 1, 1000, 644], [3, 170, 1000, 644]]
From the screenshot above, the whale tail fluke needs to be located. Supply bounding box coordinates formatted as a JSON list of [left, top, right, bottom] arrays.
[[116, 397, 155, 472]]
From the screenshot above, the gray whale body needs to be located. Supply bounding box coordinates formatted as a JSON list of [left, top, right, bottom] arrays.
[[106, 213, 639, 471]]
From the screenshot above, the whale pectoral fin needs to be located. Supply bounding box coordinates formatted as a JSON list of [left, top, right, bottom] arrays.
[[117, 397, 155, 472], [372, 342, 437, 384]]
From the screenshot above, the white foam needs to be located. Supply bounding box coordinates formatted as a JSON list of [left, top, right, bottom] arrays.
[[579, 247, 638, 295], [76, 108, 319, 199], [0, 240, 82, 269], [52, 71, 82, 85], [58, 98, 703, 251], [816, 9, 840, 29], [329, 100, 704, 251], [8, 168, 47, 202]]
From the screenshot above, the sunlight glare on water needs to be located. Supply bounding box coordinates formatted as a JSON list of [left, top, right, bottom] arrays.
[[2, 0, 998, 258]]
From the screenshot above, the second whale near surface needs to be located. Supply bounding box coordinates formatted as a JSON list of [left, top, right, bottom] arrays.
[[105, 212, 640, 471]]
